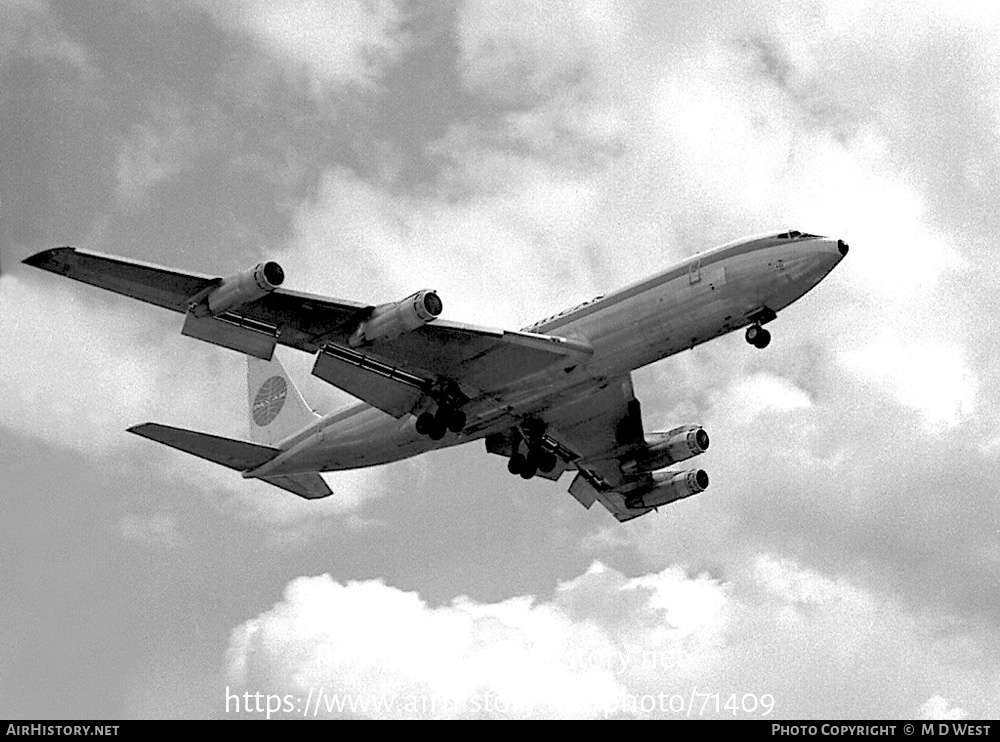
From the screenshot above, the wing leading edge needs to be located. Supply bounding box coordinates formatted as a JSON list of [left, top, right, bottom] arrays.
[[23, 247, 368, 360], [23, 247, 594, 422]]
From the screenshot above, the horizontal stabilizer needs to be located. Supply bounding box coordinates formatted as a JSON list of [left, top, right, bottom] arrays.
[[129, 423, 333, 500], [259, 473, 332, 500], [128, 422, 279, 471]]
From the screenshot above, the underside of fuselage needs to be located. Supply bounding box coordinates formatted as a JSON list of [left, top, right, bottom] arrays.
[[260, 232, 847, 478]]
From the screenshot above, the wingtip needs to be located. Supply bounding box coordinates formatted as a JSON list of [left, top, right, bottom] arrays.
[[22, 246, 76, 269]]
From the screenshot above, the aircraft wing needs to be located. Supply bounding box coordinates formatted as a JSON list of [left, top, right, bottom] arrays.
[[23, 247, 592, 417], [22, 247, 369, 351], [485, 374, 656, 521], [541, 375, 656, 522]]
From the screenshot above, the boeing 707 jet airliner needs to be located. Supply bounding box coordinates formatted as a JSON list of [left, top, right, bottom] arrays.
[[23, 231, 847, 521]]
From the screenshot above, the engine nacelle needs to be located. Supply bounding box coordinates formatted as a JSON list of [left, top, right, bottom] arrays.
[[204, 261, 285, 315], [620, 425, 709, 475], [349, 290, 442, 347], [623, 469, 709, 510]]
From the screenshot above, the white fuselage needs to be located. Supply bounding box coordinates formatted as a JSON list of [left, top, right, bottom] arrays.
[[249, 233, 846, 477]]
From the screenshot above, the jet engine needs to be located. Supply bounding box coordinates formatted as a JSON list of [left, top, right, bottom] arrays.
[[623, 469, 709, 510], [349, 290, 442, 347], [202, 261, 285, 315], [620, 425, 709, 474]]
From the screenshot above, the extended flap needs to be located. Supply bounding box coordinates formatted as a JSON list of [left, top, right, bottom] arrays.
[[568, 472, 598, 510], [182, 312, 277, 360], [312, 347, 426, 418]]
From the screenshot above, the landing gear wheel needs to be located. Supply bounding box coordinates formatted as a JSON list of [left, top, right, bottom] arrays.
[[507, 454, 524, 475], [746, 324, 771, 349], [415, 412, 434, 436], [443, 409, 467, 434], [428, 421, 447, 440], [519, 460, 538, 480], [537, 452, 558, 474]]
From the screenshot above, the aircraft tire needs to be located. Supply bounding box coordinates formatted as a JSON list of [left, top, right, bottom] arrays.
[[415, 412, 434, 435], [444, 409, 467, 433], [538, 452, 557, 473], [753, 328, 771, 349]]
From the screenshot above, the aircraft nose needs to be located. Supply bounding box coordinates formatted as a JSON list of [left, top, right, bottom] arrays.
[[815, 237, 848, 261]]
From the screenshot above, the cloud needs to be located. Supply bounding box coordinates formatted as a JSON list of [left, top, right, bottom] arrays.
[[722, 373, 813, 425], [458, 0, 633, 104], [277, 166, 609, 329], [917, 696, 969, 721], [840, 338, 978, 428], [201, 0, 405, 91], [114, 103, 222, 207], [0, 0, 94, 74], [0, 274, 172, 451], [226, 556, 997, 718], [119, 512, 186, 549]]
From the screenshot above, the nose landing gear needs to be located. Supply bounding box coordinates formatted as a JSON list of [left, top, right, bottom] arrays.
[[745, 324, 771, 349]]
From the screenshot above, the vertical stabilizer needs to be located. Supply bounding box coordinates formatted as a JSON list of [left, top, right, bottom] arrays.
[[247, 353, 321, 446]]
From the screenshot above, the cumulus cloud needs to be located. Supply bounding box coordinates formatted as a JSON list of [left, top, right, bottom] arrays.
[[277, 166, 609, 330], [722, 373, 813, 425], [0, 0, 94, 74], [458, 0, 634, 104], [226, 557, 996, 718], [917, 696, 969, 721], [840, 338, 978, 428], [202, 0, 405, 91], [0, 275, 178, 450], [115, 103, 222, 207]]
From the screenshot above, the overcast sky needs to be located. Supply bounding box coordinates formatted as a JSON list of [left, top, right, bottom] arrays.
[[2, 0, 999, 720]]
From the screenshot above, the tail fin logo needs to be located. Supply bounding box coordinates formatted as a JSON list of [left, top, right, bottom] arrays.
[[252, 376, 288, 426]]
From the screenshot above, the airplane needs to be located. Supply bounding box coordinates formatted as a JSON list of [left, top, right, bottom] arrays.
[[22, 230, 847, 522]]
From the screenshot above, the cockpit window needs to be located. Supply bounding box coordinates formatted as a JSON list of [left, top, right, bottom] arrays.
[[775, 230, 820, 240]]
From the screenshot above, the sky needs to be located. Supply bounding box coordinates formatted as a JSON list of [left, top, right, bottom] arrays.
[[1, 0, 998, 720]]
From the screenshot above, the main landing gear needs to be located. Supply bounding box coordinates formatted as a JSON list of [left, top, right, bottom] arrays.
[[507, 448, 558, 480], [506, 424, 558, 480], [745, 323, 771, 349], [415, 407, 467, 440]]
